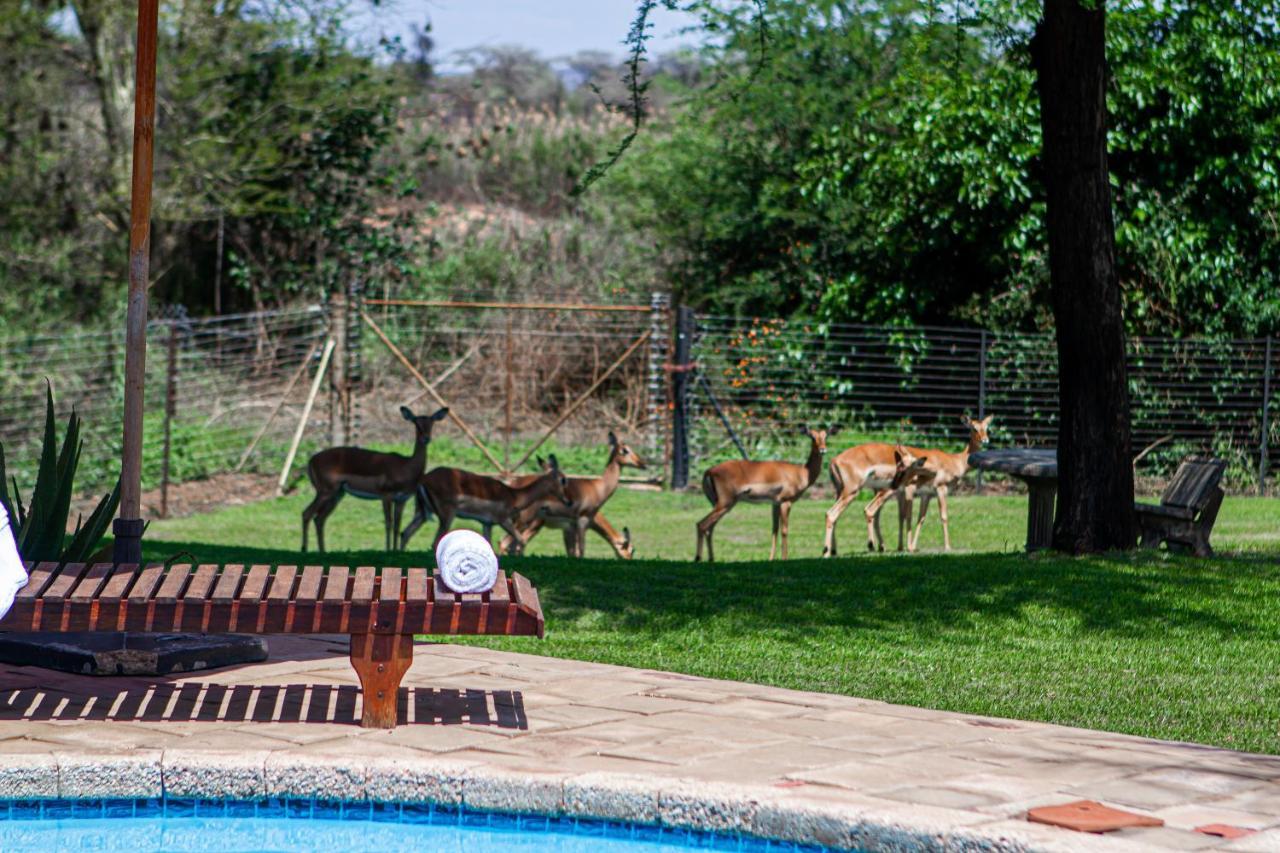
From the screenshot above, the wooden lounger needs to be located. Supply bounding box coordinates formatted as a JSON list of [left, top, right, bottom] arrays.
[[0, 562, 544, 729]]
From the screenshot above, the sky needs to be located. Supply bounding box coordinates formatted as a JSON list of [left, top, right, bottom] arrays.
[[352, 0, 701, 68]]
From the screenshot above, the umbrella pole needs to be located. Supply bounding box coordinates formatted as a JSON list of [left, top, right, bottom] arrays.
[[113, 0, 159, 566]]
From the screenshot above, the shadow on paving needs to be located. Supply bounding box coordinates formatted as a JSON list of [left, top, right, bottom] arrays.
[[0, 682, 527, 728], [143, 540, 1280, 640]]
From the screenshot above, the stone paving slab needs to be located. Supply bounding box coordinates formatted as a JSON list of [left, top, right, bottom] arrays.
[[0, 637, 1275, 852]]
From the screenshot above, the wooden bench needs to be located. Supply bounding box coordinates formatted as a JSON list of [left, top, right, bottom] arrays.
[[0, 562, 544, 728], [1134, 458, 1226, 557]]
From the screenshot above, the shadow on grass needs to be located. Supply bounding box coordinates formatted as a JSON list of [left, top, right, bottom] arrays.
[[144, 541, 1280, 641]]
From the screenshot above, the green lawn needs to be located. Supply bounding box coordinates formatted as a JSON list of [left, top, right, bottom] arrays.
[[143, 486, 1280, 754]]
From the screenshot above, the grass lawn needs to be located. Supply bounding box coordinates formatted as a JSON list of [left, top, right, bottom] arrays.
[[143, 485, 1280, 754]]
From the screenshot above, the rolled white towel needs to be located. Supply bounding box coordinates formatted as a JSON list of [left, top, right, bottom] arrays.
[[434, 529, 499, 594], [0, 502, 29, 620]]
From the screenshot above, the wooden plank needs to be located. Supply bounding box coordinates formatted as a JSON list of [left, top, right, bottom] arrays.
[[404, 567, 429, 631], [488, 569, 511, 633], [261, 565, 297, 632], [510, 572, 544, 638], [15, 562, 61, 600], [239, 564, 271, 601], [38, 562, 86, 631], [123, 563, 166, 632], [295, 565, 324, 632], [178, 563, 220, 631], [430, 572, 456, 633], [93, 564, 143, 631], [208, 564, 245, 632], [456, 592, 484, 634], [65, 562, 117, 630], [211, 565, 245, 602], [351, 566, 376, 602], [151, 564, 192, 630], [43, 564, 89, 601], [373, 567, 402, 634], [318, 566, 350, 632]]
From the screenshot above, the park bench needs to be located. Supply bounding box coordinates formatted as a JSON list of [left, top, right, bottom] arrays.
[[1134, 457, 1226, 557], [0, 562, 544, 729]]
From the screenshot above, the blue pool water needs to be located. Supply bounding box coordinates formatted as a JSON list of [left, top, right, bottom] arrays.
[[0, 798, 837, 852]]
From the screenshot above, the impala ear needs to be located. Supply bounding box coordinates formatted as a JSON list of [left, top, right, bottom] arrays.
[[400, 406, 414, 421], [432, 407, 449, 420], [623, 527, 632, 546], [607, 431, 618, 448], [547, 454, 560, 471], [535, 455, 546, 469], [981, 415, 993, 427]]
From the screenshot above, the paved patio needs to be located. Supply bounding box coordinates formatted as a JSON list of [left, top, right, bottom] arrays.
[[0, 638, 1277, 851]]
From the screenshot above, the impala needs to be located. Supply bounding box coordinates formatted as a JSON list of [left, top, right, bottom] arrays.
[[862, 446, 936, 552], [695, 426, 829, 562], [823, 415, 992, 555], [301, 406, 449, 553], [502, 433, 645, 558], [400, 455, 572, 553]]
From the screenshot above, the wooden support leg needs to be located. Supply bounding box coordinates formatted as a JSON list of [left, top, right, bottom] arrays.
[[350, 633, 413, 729], [1025, 480, 1057, 552]]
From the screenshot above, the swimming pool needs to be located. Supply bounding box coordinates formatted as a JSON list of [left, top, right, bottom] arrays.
[[0, 798, 838, 851]]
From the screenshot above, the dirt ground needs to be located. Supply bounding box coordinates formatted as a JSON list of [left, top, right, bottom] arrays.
[[70, 472, 281, 525]]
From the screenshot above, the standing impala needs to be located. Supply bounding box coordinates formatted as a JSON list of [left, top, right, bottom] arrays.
[[503, 433, 646, 558], [823, 415, 992, 555], [695, 426, 829, 562], [301, 406, 449, 553], [400, 456, 572, 553]]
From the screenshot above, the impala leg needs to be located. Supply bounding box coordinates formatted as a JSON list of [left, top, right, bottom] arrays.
[[507, 517, 543, 556], [392, 498, 407, 551], [910, 493, 932, 552], [313, 492, 343, 554], [770, 504, 780, 561], [696, 503, 733, 563], [496, 518, 523, 555], [779, 501, 793, 560], [382, 498, 395, 551], [301, 489, 335, 552], [896, 489, 913, 552], [863, 488, 892, 552], [574, 517, 589, 557], [824, 486, 860, 557], [399, 499, 429, 551], [432, 508, 456, 550], [936, 486, 952, 551], [481, 522, 494, 546]]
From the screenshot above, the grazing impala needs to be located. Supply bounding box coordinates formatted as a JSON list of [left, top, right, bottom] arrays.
[[400, 456, 572, 553], [301, 406, 449, 553], [862, 446, 936, 552], [503, 433, 646, 558], [695, 426, 829, 562], [824, 415, 992, 555]]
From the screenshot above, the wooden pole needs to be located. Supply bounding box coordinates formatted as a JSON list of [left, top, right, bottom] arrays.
[[235, 339, 321, 472], [159, 323, 178, 518], [277, 338, 335, 496], [400, 341, 481, 409], [513, 330, 651, 472], [361, 312, 504, 472], [504, 314, 513, 472], [113, 0, 160, 565]]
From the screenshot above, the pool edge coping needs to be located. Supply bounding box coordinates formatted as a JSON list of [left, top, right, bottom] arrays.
[[0, 750, 1162, 852]]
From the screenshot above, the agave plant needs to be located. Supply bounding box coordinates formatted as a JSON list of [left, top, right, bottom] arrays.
[[0, 384, 120, 563]]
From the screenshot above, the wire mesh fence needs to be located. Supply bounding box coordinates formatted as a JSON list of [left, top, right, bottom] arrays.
[[359, 295, 667, 476], [688, 315, 1280, 493], [0, 307, 328, 510], [3, 298, 1276, 513]]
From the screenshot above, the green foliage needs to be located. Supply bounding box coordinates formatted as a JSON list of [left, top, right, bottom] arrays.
[[613, 0, 1280, 336], [0, 386, 119, 563]]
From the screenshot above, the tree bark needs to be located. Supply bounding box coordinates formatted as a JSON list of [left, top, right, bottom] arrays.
[[1032, 0, 1136, 553]]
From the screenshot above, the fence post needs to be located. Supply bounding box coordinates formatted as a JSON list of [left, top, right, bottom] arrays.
[[646, 293, 671, 480], [670, 305, 695, 490], [159, 322, 178, 519], [976, 329, 988, 494], [1260, 336, 1273, 495], [347, 279, 363, 444]]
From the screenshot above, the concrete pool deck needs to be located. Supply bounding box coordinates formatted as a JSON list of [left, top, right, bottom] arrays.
[[0, 638, 1276, 852]]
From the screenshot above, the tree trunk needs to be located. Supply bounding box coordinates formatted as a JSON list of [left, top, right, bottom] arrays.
[[1032, 0, 1136, 553]]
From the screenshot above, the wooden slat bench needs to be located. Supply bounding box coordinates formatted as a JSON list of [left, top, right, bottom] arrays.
[[0, 562, 544, 728], [1134, 457, 1226, 557]]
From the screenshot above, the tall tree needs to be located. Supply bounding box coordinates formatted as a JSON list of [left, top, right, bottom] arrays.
[[1032, 0, 1135, 552]]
